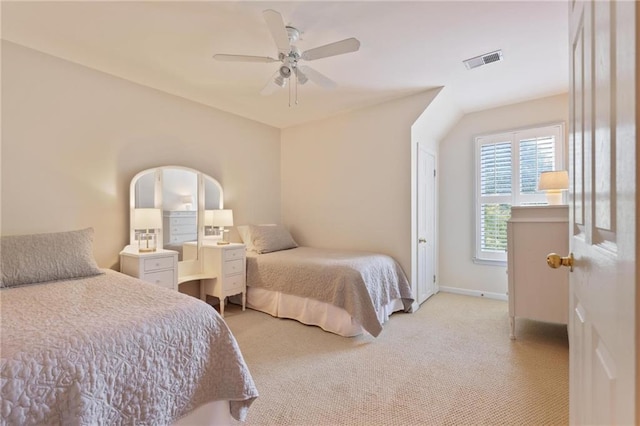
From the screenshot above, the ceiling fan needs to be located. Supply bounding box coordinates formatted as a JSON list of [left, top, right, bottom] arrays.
[[213, 9, 360, 103]]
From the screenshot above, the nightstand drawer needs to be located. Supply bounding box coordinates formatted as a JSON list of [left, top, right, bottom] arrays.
[[224, 274, 244, 293], [225, 259, 244, 276], [144, 270, 175, 289], [224, 248, 245, 261], [144, 256, 175, 272]]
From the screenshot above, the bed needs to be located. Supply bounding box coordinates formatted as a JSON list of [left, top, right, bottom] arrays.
[[238, 225, 414, 337], [0, 228, 258, 424]]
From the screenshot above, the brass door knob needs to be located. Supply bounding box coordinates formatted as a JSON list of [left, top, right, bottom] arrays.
[[546, 253, 574, 272]]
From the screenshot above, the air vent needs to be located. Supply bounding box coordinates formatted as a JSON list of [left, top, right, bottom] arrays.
[[463, 50, 504, 70]]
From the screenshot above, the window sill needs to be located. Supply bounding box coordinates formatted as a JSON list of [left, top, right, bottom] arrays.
[[473, 257, 507, 267]]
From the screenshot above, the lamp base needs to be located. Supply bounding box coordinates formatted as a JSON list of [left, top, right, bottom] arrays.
[[545, 191, 564, 205], [137, 232, 157, 252]]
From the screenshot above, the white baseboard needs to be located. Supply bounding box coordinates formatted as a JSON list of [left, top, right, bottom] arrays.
[[438, 286, 508, 301]]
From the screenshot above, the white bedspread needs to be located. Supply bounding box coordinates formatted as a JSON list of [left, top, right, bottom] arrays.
[[0, 270, 258, 424], [246, 247, 413, 337]]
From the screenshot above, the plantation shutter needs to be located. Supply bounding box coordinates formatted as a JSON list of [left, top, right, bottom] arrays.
[[519, 135, 555, 197], [479, 142, 512, 254], [475, 124, 564, 264]]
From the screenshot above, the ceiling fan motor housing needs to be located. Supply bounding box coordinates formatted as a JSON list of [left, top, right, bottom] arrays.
[[286, 26, 300, 43]]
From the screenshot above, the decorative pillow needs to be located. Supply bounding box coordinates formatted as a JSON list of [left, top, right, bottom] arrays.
[[0, 228, 103, 288], [236, 225, 252, 250], [237, 224, 276, 252], [248, 224, 298, 254]]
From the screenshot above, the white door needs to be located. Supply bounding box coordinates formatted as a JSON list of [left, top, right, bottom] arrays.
[[417, 143, 436, 304], [568, 1, 636, 423]]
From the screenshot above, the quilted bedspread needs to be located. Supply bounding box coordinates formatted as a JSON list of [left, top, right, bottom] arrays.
[[246, 247, 414, 337], [0, 270, 258, 425]]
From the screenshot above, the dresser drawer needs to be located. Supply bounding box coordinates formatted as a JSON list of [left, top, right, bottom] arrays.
[[224, 248, 245, 261], [144, 256, 175, 272], [224, 259, 244, 276], [143, 269, 175, 289], [168, 224, 196, 234], [223, 274, 244, 294], [169, 234, 197, 244], [169, 217, 197, 226]]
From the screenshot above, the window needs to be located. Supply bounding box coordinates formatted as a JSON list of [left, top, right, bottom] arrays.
[[475, 124, 564, 264]]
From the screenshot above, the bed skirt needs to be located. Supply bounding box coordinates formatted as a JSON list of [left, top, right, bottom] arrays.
[[245, 286, 405, 337], [173, 400, 231, 426]]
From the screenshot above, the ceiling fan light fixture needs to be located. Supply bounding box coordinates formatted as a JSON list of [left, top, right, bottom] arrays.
[[279, 65, 292, 78], [297, 72, 308, 85], [274, 75, 287, 87]]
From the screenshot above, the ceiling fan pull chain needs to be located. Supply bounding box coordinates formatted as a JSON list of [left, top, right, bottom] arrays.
[[295, 70, 299, 105]]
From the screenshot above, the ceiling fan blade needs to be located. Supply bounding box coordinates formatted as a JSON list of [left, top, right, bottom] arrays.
[[301, 37, 360, 61], [260, 70, 286, 96], [298, 66, 337, 89], [213, 54, 278, 63], [293, 67, 309, 85], [262, 9, 291, 54]]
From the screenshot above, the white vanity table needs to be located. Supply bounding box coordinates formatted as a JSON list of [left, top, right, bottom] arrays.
[[183, 241, 246, 317], [121, 165, 246, 317]]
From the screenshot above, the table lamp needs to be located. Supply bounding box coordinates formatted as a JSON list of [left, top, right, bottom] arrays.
[[134, 208, 162, 252], [538, 170, 569, 205], [211, 209, 233, 245]]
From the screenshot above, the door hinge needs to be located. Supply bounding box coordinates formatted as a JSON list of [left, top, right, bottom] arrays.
[[433, 275, 436, 283], [433, 169, 436, 178]]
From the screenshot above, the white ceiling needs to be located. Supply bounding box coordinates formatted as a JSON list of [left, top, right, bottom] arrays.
[[1, 1, 569, 129]]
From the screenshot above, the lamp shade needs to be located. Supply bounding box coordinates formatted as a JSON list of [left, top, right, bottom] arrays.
[[211, 209, 234, 227], [538, 170, 569, 191], [133, 208, 162, 230], [204, 210, 215, 227]]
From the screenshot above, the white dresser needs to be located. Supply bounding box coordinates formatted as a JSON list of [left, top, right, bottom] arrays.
[[506, 205, 569, 339], [200, 243, 246, 317], [163, 210, 197, 245], [119, 246, 179, 291]]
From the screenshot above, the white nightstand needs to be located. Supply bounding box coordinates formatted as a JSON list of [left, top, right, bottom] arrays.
[[201, 242, 246, 317], [119, 246, 179, 291]]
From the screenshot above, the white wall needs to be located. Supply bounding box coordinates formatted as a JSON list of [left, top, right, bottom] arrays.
[[438, 93, 569, 297], [410, 86, 463, 300], [280, 89, 439, 288], [1, 41, 281, 269]]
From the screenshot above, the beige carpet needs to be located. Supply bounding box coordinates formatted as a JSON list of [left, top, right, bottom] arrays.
[[224, 292, 569, 426]]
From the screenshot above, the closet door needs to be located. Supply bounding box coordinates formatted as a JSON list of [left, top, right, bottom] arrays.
[[417, 143, 436, 304]]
